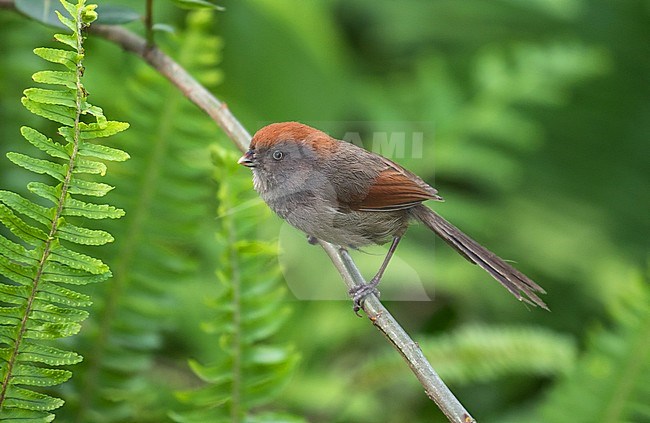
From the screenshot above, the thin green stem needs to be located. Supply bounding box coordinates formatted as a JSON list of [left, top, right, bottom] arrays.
[[144, 0, 154, 47], [230, 238, 243, 421], [224, 192, 242, 422]]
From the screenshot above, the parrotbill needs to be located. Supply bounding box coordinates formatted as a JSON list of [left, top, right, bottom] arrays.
[[238, 122, 547, 312]]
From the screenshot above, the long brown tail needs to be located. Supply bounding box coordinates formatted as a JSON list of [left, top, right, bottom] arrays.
[[411, 204, 548, 310]]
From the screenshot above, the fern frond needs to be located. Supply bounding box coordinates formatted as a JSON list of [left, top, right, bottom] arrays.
[[170, 148, 302, 423], [358, 325, 576, 387], [32, 71, 77, 90], [530, 268, 650, 423], [0, 1, 128, 421]]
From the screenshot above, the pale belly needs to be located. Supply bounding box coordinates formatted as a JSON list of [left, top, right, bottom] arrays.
[[270, 197, 410, 247]]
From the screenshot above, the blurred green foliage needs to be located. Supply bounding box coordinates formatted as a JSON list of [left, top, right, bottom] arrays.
[[0, 0, 648, 422], [171, 148, 302, 423]]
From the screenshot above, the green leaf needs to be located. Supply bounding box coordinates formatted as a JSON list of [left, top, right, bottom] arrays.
[[43, 261, 110, 285], [53, 33, 77, 49], [27, 182, 59, 205], [60, 121, 130, 141], [73, 158, 107, 176], [55, 10, 76, 32], [0, 326, 15, 343], [56, 221, 114, 246], [77, 142, 130, 161], [59, 0, 77, 19], [81, 105, 107, 127], [0, 233, 38, 266], [31, 303, 89, 324], [21, 98, 76, 126], [244, 346, 293, 365], [35, 284, 92, 308], [6, 152, 66, 181], [0, 284, 31, 305], [32, 70, 77, 89], [0, 190, 52, 226], [188, 360, 233, 384], [81, 4, 98, 24], [24, 88, 77, 108], [18, 341, 83, 366], [20, 127, 69, 160], [0, 306, 23, 325], [26, 320, 82, 339], [49, 244, 109, 275], [0, 203, 48, 246], [63, 197, 125, 219], [153, 23, 176, 34], [11, 364, 72, 386], [3, 385, 64, 411], [66, 178, 114, 197], [81, 121, 130, 139], [0, 255, 36, 286], [33, 47, 78, 71], [0, 407, 54, 422]]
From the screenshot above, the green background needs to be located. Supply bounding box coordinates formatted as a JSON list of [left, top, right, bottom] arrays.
[[0, 0, 648, 422]]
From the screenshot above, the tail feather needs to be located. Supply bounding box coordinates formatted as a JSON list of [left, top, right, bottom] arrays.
[[411, 204, 548, 310]]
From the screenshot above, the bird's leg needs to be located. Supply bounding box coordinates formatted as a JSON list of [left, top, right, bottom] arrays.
[[349, 236, 402, 315], [369, 236, 402, 287]]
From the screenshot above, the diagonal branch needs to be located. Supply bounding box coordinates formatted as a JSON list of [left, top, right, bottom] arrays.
[[0, 2, 476, 422], [89, 24, 252, 152], [320, 243, 475, 423]]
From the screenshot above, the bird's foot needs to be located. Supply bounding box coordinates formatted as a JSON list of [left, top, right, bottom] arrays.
[[348, 278, 380, 317], [306, 235, 319, 245]]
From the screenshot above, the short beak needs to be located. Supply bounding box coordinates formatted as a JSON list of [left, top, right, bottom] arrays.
[[238, 150, 255, 167]]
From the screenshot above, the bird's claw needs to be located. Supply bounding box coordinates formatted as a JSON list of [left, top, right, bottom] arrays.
[[348, 280, 380, 317]]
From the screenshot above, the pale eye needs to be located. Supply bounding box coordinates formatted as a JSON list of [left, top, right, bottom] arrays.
[[272, 150, 284, 161]]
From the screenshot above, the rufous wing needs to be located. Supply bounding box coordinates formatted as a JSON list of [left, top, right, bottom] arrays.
[[355, 162, 442, 211]]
